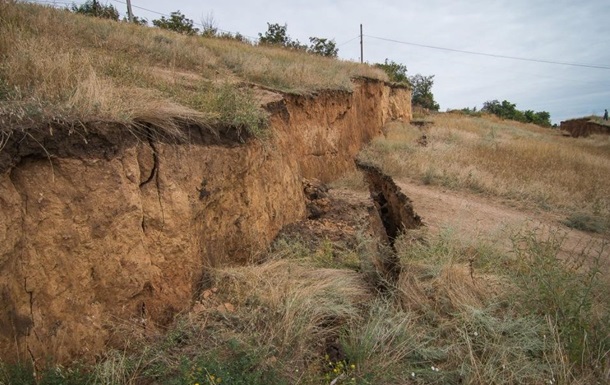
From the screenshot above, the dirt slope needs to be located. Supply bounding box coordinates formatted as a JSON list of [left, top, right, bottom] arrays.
[[560, 118, 610, 137], [0, 80, 410, 364]]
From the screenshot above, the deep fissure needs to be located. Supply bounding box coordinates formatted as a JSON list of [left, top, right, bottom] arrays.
[[357, 159, 422, 283]]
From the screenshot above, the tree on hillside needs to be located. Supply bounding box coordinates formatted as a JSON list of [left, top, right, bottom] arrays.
[[482, 100, 517, 119], [375, 59, 440, 111], [258, 23, 306, 50], [307, 37, 338, 57], [152, 11, 199, 35], [258, 23, 289, 45], [70, 0, 119, 20], [375, 59, 408, 83], [409, 74, 440, 111], [482, 99, 551, 127]]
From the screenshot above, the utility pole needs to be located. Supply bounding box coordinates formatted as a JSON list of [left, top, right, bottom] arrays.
[[360, 24, 364, 63], [126, 0, 134, 22]]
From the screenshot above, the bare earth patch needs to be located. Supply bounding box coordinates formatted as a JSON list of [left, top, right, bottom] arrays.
[[395, 177, 609, 269]]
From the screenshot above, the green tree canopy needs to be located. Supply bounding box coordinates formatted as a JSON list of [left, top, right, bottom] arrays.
[[152, 11, 199, 35], [409, 74, 440, 111], [70, 0, 119, 20], [258, 23, 305, 49], [375, 59, 440, 111], [374, 59, 408, 83], [307, 37, 338, 57], [258, 23, 290, 45], [482, 100, 551, 127]]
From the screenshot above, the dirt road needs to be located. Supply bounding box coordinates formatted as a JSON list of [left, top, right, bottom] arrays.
[[395, 178, 609, 264]]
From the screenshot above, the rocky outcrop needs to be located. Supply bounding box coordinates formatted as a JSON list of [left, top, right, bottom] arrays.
[[560, 118, 610, 137], [0, 79, 410, 363]]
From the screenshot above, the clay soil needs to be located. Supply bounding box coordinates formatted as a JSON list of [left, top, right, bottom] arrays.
[[281, 177, 609, 271]]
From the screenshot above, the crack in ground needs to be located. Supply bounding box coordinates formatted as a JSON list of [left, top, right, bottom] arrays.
[[356, 159, 422, 284], [139, 130, 165, 229]]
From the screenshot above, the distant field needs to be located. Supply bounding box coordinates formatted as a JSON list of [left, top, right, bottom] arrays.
[[359, 113, 610, 231]]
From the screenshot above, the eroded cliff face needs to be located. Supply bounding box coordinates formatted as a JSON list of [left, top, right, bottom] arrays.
[[560, 118, 610, 137], [0, 79, 410, 363]]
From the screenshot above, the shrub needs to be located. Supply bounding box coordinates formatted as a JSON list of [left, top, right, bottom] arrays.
[[374, 59, 408, 84], [152, 11, 199, 35], [70, 1, 119, 21]]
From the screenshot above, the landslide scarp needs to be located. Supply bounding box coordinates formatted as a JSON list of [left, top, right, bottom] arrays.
[[0, 2, 412, 364]]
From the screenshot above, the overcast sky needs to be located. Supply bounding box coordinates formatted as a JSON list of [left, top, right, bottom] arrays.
[[38, 0, 610, 123]]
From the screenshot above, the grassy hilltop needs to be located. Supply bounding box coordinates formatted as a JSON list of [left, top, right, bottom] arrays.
[[0, 2, 386, 140]]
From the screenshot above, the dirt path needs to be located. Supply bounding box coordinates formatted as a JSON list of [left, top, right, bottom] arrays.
[[395, 178, 609, 265]]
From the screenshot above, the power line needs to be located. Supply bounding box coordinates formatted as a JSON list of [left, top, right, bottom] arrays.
[[24, 0, 73, 6], [366, 35, 610, 70], [337, 36, 359, 47]]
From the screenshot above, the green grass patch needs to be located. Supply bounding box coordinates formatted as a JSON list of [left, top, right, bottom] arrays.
[[562, 212, 608, 234]]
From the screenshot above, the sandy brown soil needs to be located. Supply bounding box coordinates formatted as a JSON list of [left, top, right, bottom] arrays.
[[280, 176, 608, 272], [395, 178, 609, 267]]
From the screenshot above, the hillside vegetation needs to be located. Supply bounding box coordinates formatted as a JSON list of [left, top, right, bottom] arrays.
[[0, 2, 386, 140], [360, 113, 610, 230]]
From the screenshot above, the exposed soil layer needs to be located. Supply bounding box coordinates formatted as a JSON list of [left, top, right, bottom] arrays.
[[355, 161, 423, 283], [0, 79, 411, 364], [396, 178, 610, 268], [560, 118, 610, 137], [356, 160, 422, 245], [278, 183, 374, 251], [279, 168, 427, 290]]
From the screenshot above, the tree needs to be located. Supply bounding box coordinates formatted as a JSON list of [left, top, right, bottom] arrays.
[[375, 59, 408, 83], [70, 0, 119, 20], [307, 37, 338, 57], [258, 23, 306, 50], [409, 74, 440, 111], [533, 111, 551, 127], [482, 100, 551, 127], [258, 23, 290, 45], [375, 60, 439, 110], [152, 11, 199, 35]]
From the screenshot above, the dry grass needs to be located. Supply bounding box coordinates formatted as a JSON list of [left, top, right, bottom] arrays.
[[360, 114, 610, 220], [0, 2, 386, 138], [192, 258, 372, 381], [2, 229, 608, 384]]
